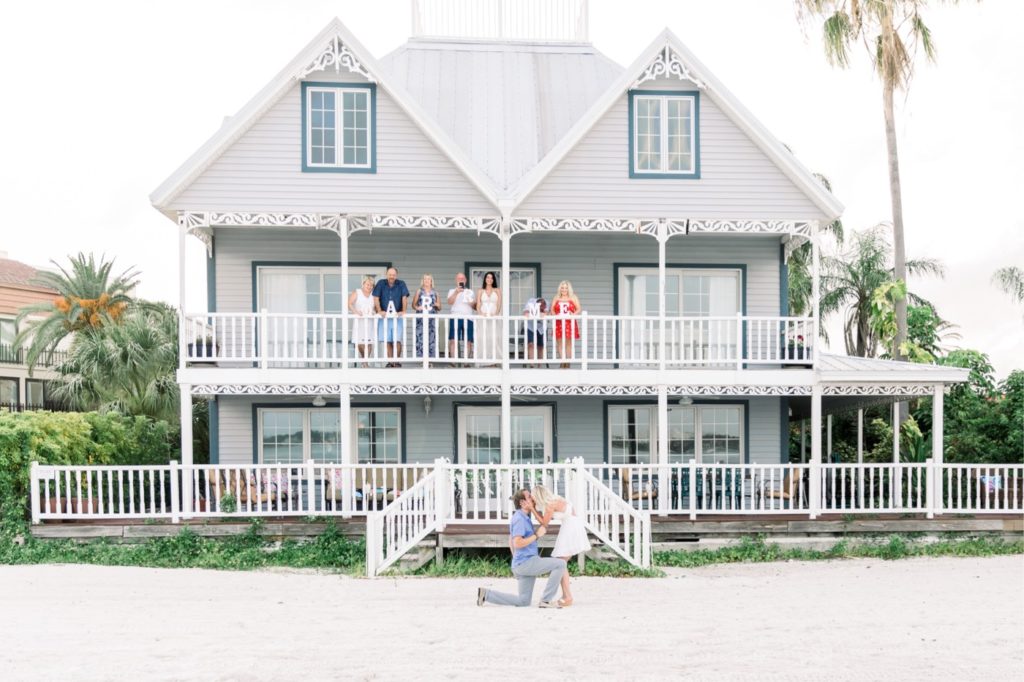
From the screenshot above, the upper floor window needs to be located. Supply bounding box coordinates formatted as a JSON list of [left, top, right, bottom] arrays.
[[629, 91, 699, 179], [302, 83, 376, 173]]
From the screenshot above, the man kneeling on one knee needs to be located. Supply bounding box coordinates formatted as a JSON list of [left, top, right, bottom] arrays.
[[477, 488, 566, 608]]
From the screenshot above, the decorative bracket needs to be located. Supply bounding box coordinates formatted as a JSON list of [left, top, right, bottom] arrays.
[[633, 45, 707, 89], [178, 212, 213, 257], [299, 35, 375, 81]]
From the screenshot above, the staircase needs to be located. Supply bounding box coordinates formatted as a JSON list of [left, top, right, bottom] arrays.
[[365, 460, 652, 577]]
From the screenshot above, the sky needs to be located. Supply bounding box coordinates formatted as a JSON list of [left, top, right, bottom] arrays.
[[0, 0, 1020, 377]]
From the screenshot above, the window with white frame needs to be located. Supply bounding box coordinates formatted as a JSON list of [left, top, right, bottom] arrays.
[[257, 266, 388, 315], [457, 406, 553, 464], [608, 404, 744, 465], [304, 84, 374, 171], [257, 407, 402, 464], [631, 92, 698, 177]]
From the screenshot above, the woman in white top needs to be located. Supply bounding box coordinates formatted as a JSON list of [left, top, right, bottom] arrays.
[[531, 484, 592, 607], [348, 276, 377, 366], [475, 271, 502, 365]]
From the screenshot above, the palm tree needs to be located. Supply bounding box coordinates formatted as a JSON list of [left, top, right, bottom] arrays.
[[787, 173, 845, 317], [992, 266, 1024, 304], [50, 302, 179, 421], [797, 0, 950, 359], [821, 224, 943, 357], [14, 253, 139, 371]]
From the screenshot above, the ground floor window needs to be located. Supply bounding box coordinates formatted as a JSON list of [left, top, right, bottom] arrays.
[[607, 403, 744, 465], [26, 379, 45, 408], [456, 405, 553, 464], [257, 406, 402, 464], [0, 377, 17, 406]]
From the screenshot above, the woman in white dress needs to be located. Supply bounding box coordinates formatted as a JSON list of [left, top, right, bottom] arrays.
[[348, 276, 377, 366], [475, 271, 502, 366], [530, 484, 591, 607]]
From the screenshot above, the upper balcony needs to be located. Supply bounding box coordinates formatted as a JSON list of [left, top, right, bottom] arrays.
[[181, 311, 815, 370]]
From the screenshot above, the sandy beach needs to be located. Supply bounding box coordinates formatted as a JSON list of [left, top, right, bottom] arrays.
[[1, 556, 1021, 681]]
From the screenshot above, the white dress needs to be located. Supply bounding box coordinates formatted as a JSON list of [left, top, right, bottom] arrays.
[[351, 290, 377, 344], [551, 502, 591, 558], [476, 290, 502, 362]]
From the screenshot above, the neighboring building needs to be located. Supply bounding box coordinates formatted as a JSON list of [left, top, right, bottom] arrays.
[[0, 253, 65, 410], [151, 2, 965, 511]]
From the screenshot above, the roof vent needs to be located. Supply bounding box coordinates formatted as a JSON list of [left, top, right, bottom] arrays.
[[411, 0, 589, 43]]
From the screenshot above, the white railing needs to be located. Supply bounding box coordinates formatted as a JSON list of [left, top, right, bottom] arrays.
[[940, 464, 1024, 514], [579, 468, 650, 568], [366, 469, 440, 577], [412, 0, 589, 43], [33, 461, 1020, 525], [181, 311, 815, 369]]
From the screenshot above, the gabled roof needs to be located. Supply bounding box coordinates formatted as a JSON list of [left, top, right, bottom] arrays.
[[0, 257, 55, 292], [507, 29, 845, 219], [379, 39, 623, 191], [150, 18, 504, 214]]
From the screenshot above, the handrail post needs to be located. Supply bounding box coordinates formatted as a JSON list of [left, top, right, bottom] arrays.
[[306, 459, 316, 514], [259, 308, 269, 369], [169, 460, 180, 524], [574, 457, 586, 517], [580, 311, 588, 371], [434, 458, 448, 532], [925, 457, 935, 519], [421, 308, 429, 369], [178, 311, 188, 369], [365, 513, 376, 578], [808, 460, 820, 520], [30, 461, 41, 525], [735, 312, 743, 370], [688, 459, 697, 521]]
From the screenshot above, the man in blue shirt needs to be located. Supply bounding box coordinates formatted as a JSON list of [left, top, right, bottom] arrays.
[[477, 489, 566, 608], [372, 267, 410, 366]]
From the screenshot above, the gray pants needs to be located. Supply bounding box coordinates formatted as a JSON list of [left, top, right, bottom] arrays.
[[483, 556, 566, 607]]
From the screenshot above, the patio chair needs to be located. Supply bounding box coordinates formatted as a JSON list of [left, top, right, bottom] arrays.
[[619, 468, 658, 510], [758, 470, 802, 510]]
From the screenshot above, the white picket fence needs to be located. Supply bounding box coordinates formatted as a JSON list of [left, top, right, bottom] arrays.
[[181, 311, 815, 368]]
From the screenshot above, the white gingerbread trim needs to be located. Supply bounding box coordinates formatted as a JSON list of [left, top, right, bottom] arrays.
[[351, 384, 501, 396], [633, 45, 707, 89], [688, 219, 812, 237], [821, 384, 936, 397], [299, 35, 375, 81], [350, 214, 502, 237], [178, 213, 213, 257], [509, 217, 660, 238]]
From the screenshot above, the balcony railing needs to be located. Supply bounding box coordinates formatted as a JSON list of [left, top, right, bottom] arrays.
[[181, 311, 815, 369], [0, 344, 67, 368]]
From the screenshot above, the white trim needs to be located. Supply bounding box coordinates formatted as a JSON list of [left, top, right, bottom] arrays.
[[351, 406, 402, 464], [632, 93, 696, 175], [456, 404, 553, 464], [304, 85, 373, 170]]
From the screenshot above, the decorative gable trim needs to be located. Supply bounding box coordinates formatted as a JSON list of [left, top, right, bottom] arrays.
[[299, 35, 374, 81], [632, 46, 706, 89]]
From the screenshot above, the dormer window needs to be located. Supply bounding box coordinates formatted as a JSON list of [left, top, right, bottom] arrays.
[[629, 91, 700, 179], [301, 82, 376, 173]]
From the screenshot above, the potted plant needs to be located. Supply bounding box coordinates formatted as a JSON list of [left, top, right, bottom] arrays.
[[785, 335, 813, 368], [187, 335, 218, 362]]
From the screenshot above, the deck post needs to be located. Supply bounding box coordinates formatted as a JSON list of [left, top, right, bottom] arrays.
[[932, 384, 944, 516], [305, 459, 315, 514], [826, 414, 832, 462], [657, 219, 667, 371], [30, 461, 40, 525], [688, 459, 697, 521], [434, 458, 448, 532], [500, 381, 511, 466], [179, 384, 193, 518], [857, 409, 864, 463], [500, 219, 510, 374], [339, 216, 349, 370], [339, 386, 352, 515], [177, 220, 187, 370], [809, 383, 822, 519], [892, 401, 900, 463], [892, 401, 902, 507], [925, 457, 935, 519], [657, 385, 669, 516], [800, 419, 806, 463], [811, 220, 820, 369], [169, 460, 180, 524]]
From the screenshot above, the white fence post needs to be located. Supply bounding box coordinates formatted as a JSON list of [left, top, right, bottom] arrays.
[[306, 459, 316, 514], [574, 457, 586, 516], [735, 312, 743, 370], [809, 461, 820, 520], [30, 461, 40, 525], [925, 457, 935, 519], [259, 308, 269, 369], [688, 459, 697, 521], [580, 312, 588, 371], [169, 460, 180, 524]]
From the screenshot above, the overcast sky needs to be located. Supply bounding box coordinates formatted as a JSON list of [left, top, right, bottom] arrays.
[[1, 0, 1020, 377]]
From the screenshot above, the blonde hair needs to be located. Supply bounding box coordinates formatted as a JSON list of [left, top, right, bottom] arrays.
[[553, 280, 579, 308], [361, 276, 374, 286], [531, 485, 563, 514], [420, 273, 434, 289]]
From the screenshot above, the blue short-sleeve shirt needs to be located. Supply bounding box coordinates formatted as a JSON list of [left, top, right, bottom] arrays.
[[509, 509, 538, 567], [372, 279, 410, 313]]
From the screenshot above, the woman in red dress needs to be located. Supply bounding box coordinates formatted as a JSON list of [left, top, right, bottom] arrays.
[[551, 280, 581, 368]]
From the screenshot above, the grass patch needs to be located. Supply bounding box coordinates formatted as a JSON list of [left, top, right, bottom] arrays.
[[0, 520, 365, 575], [408, 549, 663, 578], [654, 535, 1024, 568]]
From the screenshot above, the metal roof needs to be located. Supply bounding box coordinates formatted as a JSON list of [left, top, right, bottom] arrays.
[[816, 353, 970, 383], [379, 38, 622, 190]]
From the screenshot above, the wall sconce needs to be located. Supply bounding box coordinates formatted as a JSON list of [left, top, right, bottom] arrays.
[[677, 396, 693, 406], [311, 395, 326, 407], [423, 396, 432, 415]]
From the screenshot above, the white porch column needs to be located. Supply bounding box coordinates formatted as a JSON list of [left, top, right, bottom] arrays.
[[857, 408, 864, 464], [657, 385, 669, 516], [500, 382, 511, 465], [800, 419, 806, 463], [892, 401, 900, 463], [811, 221, 820, 364], [826, 414, 832, 462], [338, 386, 353, 514], [501, 221, 511, 372], [809, 382, 822, 518], [931, 385, 944, 465], [178, 223, 187, 368], [179, 384, 193, 517], [657, 220, 667, 371], [339, 217, 349, 369]]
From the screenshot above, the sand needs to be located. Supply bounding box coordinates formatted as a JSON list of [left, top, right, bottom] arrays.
[[1, 557, 1022, 681]]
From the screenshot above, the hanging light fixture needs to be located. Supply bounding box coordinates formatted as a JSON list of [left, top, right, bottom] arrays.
[[311, 395, 326, 407], [677, 396, 693, 406]]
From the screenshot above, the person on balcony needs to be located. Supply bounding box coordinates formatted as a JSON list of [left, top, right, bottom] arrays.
[[348, 276, 377, 367], [413, 273, 441, 361], [477, 489, 565, 608], [551, 280, 581, 369], [475, 271, 502, 366], [522, 296, 547, 367], [372, 267, 410, 367], [447, 272, 475, 363]]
